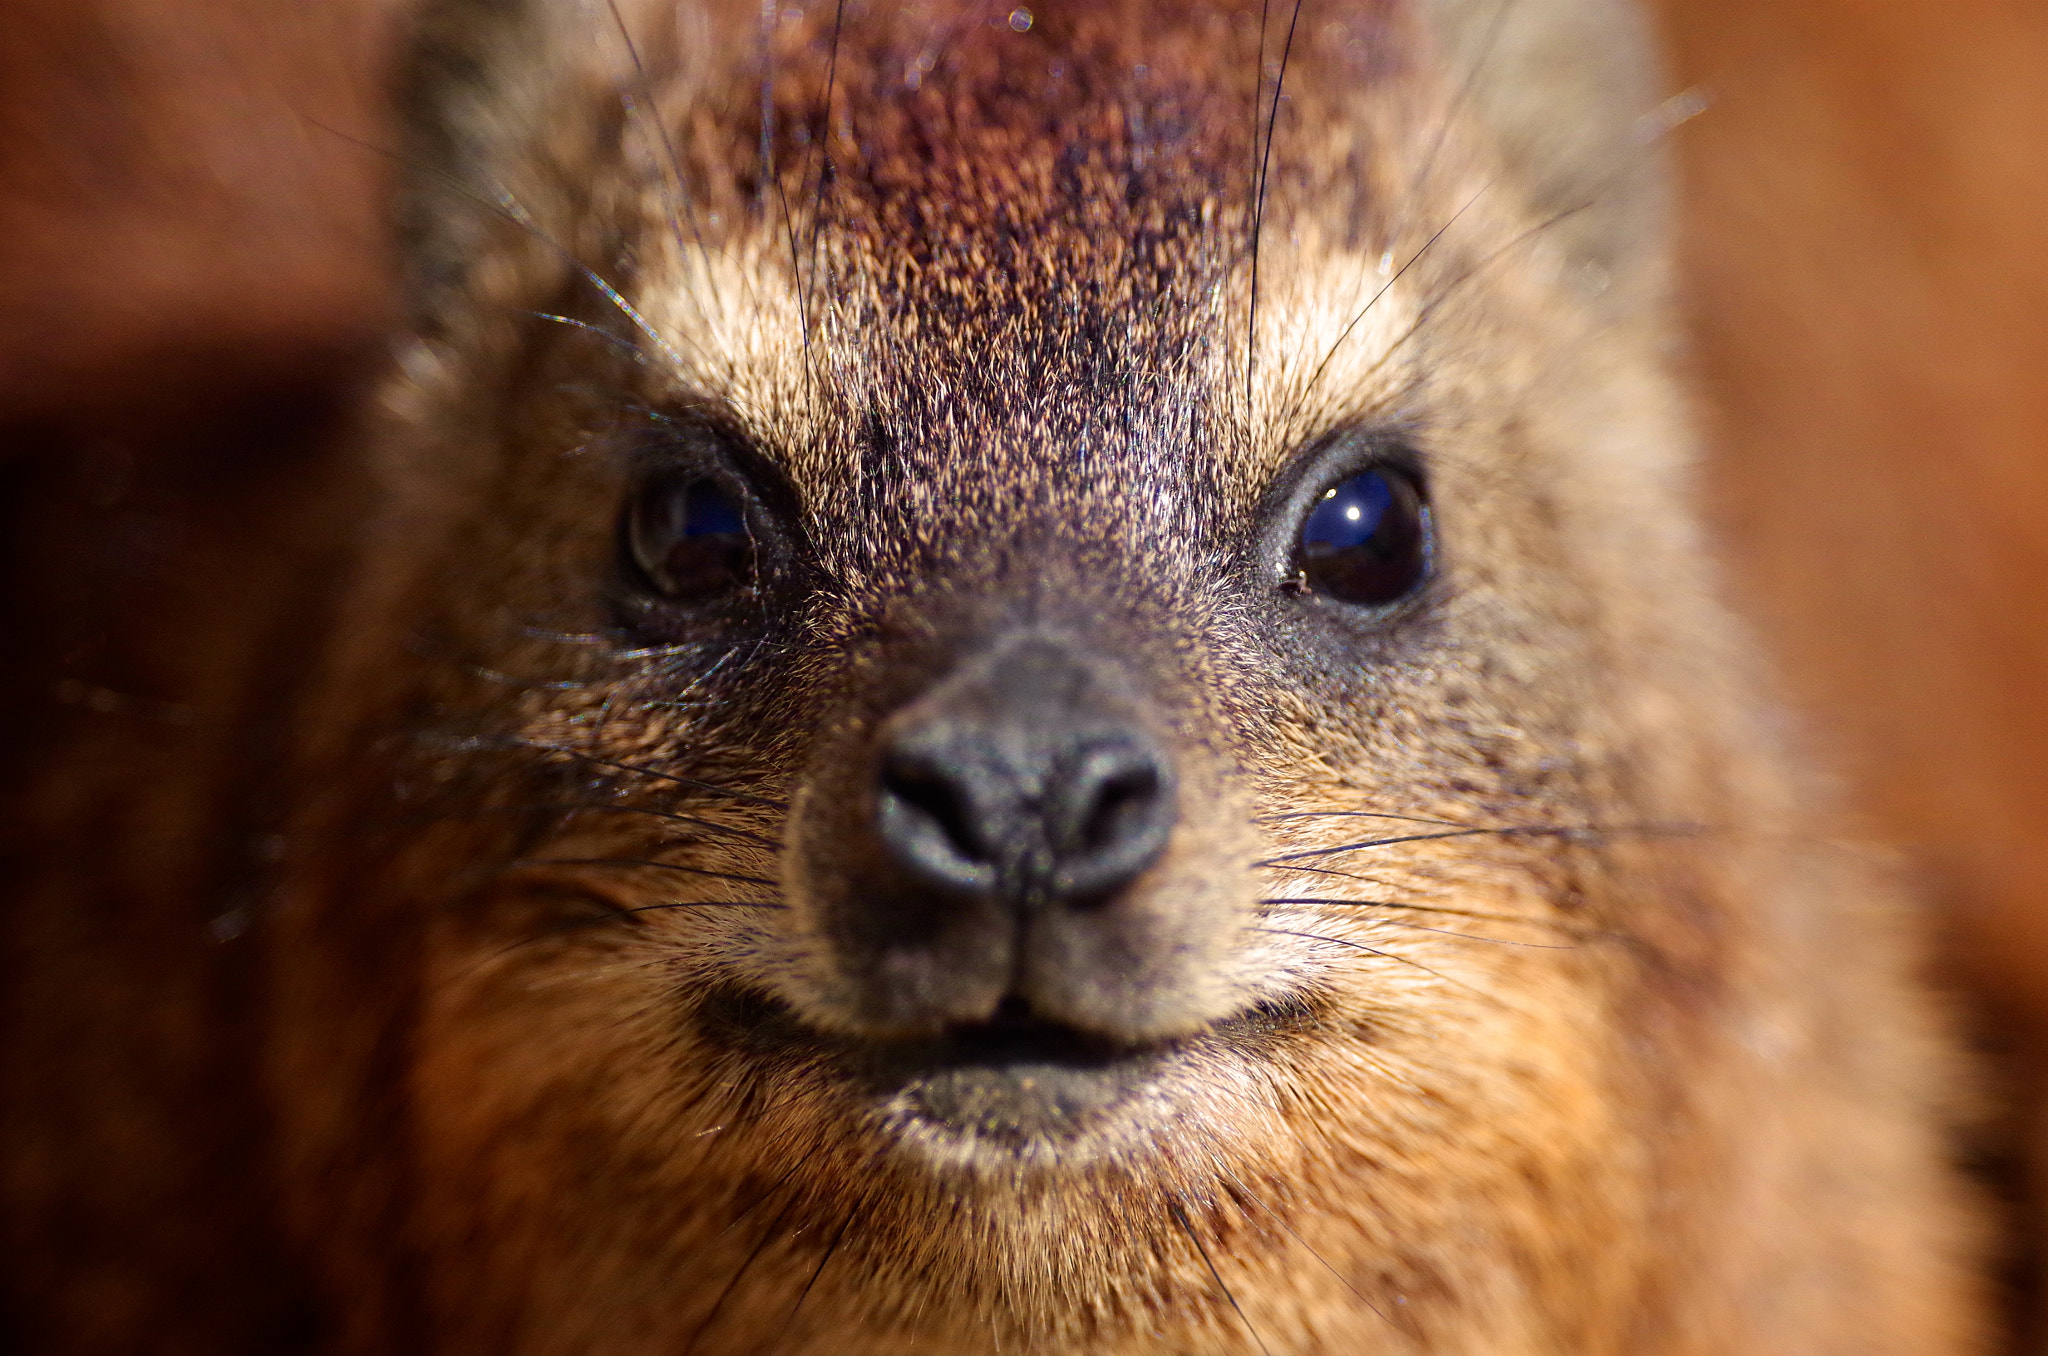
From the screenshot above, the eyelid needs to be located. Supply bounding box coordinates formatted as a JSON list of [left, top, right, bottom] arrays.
[[1249, 429, 1426, 582]]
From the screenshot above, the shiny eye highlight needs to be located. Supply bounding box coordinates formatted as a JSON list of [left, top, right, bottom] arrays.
[[624, 472, 755, 602], [1296, 466, 1430, 606]]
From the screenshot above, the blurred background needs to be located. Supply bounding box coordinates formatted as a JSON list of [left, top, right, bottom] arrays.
[[1, 0, 2043, 1347]]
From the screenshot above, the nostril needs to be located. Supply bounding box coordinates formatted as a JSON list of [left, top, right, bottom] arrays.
[[1050, 741, 1176, 902], [1077, 763, 1161, 854], [881, 754, 986, 866]]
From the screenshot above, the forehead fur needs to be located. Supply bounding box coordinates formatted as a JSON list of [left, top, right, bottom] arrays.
[[608, 1, 1482, 553]]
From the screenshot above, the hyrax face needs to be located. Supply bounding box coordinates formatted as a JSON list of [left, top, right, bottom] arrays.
[[297, 1, 1969, 1352]]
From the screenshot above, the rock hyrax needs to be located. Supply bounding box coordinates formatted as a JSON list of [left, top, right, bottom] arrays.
[[268, 0, 1987, 1351]]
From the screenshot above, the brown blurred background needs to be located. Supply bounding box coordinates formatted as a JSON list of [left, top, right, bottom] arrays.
[[1, 0, 2043, 1347], [1659, 3, 2048, 1339]]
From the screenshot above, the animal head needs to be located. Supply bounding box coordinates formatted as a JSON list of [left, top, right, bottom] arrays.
[[280, 2, 1831, 1350]]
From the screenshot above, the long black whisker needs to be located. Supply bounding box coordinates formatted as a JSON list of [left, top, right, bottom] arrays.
[[1259, 895, 1578, 931], [764, 31, 810, 391], [1246, 0, 1304, 419], [1258, 820, 1699, 867], [684, 1187, 802, 1356], [1256, 808, 1468, 827], [773, 1213, 850, 1352], [604, 0, 726, 319], [1407, 0, 1519, 206], [1245, 0, 1269, 416], [492, 901, 780, 957], [1261, 825, 1528, 864], [1256, 926, 1491, 999], [530, 800, 781, 846], [622, 900, 788, 915], [1257, 860, 1398, 885], [1333, 195, 1600, 410], [1261, 900, 1575, 949], [511, 858, 777, 887], [1420, 199, 1598, 330], [1365, 0, 1519, 339], [711, 1155, 808, 1245], [1169, 1196, 1273, 1356], [1303, 66, 1665, 428], [389, 804, 783, 863], [758, 0, 776, 192], [1213, 1164, 1394, 1328], [801, 0, 849, 366], [1287, 176, 1494, 423]]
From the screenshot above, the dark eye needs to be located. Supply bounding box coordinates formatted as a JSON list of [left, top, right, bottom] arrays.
[[1296, 466, 1430, 606], [624, 472, 755, 602]]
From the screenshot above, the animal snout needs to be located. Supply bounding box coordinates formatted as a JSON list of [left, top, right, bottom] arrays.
[[786, 631, 1249, 1042], [875, 670, 1176, 909]]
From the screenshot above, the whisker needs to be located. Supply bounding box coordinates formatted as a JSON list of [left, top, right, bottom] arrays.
[[1419, 198, 1598, 329], [757, 0, 775, 195], [461, 664, 602, 692], [309, 116, 701, 367], [1333, 194, 1601, 412], [1257, 821, 1700, 867], [1260, 900, 1576, 949], [490, 185, 698, 371], [492, 898, 784, 959], [524, 310, 648, 361], [1247, 0, 1271, 277], [1257, 860, 1394, 884], [516, 626, 613, 647], [1246, 0, 1305, 419], [801, 0, 849, 361], [1260, 825, 1529, 864], [1260, 895, 1547, 926], [773, 1213, 850, 1352], [1260, 892, 1601, 937], [1169, 1196, 1273, 1356], [604, 0, 726, 319], [685, 1188, 801, 1356], [526, 800, 780, 846], [1407, 0, 1519, 207], [710, 1154, 808, 1245], [510, 858, 777, 887], [1255, 926, 1490, 999], [622, 900, 788, 915], [471, 735, 789, 810], [698, 1084, 815, 1139], [387, 801, 781, 858], [1255, 809, 1465, 826], [762, 6, 817, 401], [1288, 175, 1494, 423], [1246, 0, 1269, 415], [1213, 1164, 1393, 1328]]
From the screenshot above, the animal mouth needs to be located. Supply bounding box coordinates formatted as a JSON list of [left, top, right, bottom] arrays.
[[702, 988, 1314, 1144], [867, 1000, 1174, 1138]]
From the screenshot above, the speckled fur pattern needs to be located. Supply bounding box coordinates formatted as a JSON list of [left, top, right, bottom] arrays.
[[257, 1, 1986, 1351]]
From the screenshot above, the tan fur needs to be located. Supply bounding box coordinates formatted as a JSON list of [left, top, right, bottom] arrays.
[[241, 1, 1988, 1351]]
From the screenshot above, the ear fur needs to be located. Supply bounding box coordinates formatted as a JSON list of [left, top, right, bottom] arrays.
[[1419, 0, 1674, 310]]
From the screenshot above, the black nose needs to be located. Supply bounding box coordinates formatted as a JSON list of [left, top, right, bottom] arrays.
[[874, 641, 1176, 909]]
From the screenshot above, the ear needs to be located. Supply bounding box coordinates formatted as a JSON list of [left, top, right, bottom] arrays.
[[1419, 0, 1675, 310], [393, 0, 620, 337]]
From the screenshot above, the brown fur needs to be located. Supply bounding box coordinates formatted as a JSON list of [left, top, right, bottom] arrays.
[[7, 1, 1987, 1352]]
